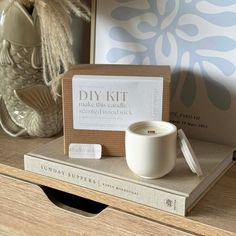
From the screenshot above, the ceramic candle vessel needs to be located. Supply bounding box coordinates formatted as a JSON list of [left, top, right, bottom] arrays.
[[125, 121, 177, 179]]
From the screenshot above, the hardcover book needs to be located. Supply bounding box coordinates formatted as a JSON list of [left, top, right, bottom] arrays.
[[24, 137, 235, 216]]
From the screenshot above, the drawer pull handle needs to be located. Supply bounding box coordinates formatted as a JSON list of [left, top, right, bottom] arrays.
[[42, 187, 108, 217]]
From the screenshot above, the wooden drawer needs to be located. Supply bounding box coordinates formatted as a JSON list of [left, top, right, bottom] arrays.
[[0, 174, 194, 236]]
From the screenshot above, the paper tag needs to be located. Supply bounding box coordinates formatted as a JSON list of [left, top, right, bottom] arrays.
[[69, 144, 102, 159], [72, 75, 163, 131]]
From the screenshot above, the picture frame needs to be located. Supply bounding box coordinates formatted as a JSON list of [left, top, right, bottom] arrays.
[[90, 0, 97, 63], [90, 0, 236, 147]]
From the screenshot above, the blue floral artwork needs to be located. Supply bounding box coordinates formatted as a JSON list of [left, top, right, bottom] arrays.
[[96, 0, 236, 111], [94, 0, 236, 145]]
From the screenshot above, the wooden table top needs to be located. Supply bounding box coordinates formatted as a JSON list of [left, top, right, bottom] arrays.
[[0, 130, 235, 236]]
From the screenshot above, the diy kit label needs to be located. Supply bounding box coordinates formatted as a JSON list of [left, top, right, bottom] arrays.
[[72, 75, 163, 131]]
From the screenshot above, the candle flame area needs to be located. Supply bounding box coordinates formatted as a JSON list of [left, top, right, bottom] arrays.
[[147, 130, 156, 134]]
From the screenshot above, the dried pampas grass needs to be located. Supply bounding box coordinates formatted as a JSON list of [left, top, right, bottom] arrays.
[[16, 0, 91, 98]]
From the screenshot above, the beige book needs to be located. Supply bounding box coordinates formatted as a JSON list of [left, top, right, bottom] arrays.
[[24, 137, 235, 216]]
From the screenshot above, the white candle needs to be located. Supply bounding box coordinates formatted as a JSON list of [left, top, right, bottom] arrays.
[[125, 121, 177, 179], [130, 121, 176, 136], [126, 121, 203, 179], [133, 125, 168, 136]]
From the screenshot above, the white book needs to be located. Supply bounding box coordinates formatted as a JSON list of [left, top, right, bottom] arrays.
[[24, 137, 235, 216]]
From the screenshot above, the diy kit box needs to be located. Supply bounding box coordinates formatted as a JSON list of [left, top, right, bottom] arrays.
[[62, 64, 171, 156]]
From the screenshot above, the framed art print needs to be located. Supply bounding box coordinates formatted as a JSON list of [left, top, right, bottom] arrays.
[[91, 0, 236, 147]]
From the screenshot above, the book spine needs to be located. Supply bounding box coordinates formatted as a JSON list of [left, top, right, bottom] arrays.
[[24, 155, 186, 216]]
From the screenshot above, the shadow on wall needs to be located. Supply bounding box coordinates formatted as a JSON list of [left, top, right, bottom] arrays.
[[72, 16, 91, 64], [171, 69, 231, 111]]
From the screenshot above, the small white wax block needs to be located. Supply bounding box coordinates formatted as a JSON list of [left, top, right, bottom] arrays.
[[69, 143, 102, 159]]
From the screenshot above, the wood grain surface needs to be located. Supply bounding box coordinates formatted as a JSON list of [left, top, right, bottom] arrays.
[[0, 174, 193, 236]]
